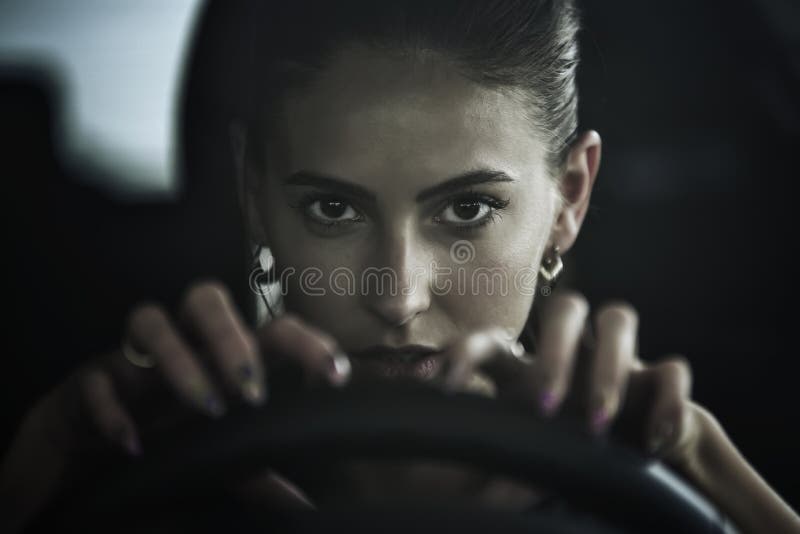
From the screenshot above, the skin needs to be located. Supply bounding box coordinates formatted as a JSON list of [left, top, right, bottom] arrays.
[[239, 46, 598, 501], [2, 45, 799, 533], [248, 46, 557, 347]]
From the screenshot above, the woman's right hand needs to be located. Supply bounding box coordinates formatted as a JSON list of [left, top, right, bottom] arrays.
[[0, 280, 351, 532]]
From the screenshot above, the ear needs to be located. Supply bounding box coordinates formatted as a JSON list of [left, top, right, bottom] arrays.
[[549, 130, 602, 253], [230, 121, 269, 247]]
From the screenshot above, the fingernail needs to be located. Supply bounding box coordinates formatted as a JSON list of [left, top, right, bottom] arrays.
[[188, 380, 227, 417], [238, 364, 267, 405], [327, 352, 351, 386], [539, 390, 559, 417], [205, 393, 226, 417], [590, 406, 610, 435], [648, 420, 674, 454], [242, 380, 267, 405], [239, 363, 254, 380], [510, 341, 526, 359]]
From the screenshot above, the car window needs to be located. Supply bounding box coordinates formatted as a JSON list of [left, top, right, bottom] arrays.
[[0, 0, 203, 198]]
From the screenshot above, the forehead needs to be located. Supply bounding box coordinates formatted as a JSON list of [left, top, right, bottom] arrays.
[[268, 46, 547, 190]]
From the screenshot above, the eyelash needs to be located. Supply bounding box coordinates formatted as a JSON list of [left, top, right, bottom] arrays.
[[291, 193, 364, 229], [292, 191, 510, 231], [433, 190, 510, 230]]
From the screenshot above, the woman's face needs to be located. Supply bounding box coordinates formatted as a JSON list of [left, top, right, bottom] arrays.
[[240, 45, 598, 503], [250, 46, 564, 368]]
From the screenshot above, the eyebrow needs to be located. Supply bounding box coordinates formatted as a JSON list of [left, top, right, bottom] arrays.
[[283, 169, 515, 203]]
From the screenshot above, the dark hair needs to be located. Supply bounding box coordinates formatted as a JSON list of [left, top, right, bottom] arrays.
[[233, 0, 583, 344], [242, 0, 582, 180]]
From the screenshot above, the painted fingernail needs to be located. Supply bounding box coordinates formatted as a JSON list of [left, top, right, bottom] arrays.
[[590, 406, 610, 435], [539, 390, 559, 417], [188, 379, 227, 417], [327, 352, 351, 386], [648, 420, 674, 454], [242, 380, 267, 405], [239, 363, 254, 380], [238, 364, 267, 405], [204, 393, 227, 417]]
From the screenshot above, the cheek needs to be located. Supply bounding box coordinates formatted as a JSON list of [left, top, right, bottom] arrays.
[[440, 246, 542, 334], [268, 232, 364, 324], [436, 205, 551, 334]]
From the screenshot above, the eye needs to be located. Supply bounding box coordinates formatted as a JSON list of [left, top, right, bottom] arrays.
[[303, 195, 362, 225], [439, 199, 489, 223], [435, 193, 509, 228]]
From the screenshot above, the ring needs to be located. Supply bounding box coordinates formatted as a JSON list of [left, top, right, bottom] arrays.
[[121, 340, 156, 369]]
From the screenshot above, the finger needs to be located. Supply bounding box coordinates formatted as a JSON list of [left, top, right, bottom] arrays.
[[257, 314, 350, 387], [642, 356, 693, 456], [535, 292, 590, 416], [81, 367, 142, 456], [236, 469, 316, 510], [440, 328, 533, 402], [179, 281, 266, 405], [588, 302, 639, 434], [126, 303, 226, 417]]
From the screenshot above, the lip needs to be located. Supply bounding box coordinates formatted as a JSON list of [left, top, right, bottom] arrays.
[[350, 344, 443, 380]]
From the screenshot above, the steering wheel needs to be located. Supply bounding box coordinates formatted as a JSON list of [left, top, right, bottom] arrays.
[[36, 381, 738, 533]]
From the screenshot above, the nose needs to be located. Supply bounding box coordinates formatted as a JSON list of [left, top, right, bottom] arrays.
[[364, 230, 431, 327]]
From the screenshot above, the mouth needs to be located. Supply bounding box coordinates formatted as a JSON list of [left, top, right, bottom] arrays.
[[349, 345, 444, 380]]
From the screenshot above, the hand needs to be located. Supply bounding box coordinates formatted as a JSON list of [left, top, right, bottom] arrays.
[[393, 289, 800, 532], [0, 280, 351, 532], [438, 290, 702, 465], [57, 280, 351, 456]]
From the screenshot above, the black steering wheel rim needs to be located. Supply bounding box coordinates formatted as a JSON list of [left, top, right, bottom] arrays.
[[42, 382, 736, 533]]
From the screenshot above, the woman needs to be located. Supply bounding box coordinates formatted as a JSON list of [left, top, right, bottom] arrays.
[[1, 0, 799, 532]]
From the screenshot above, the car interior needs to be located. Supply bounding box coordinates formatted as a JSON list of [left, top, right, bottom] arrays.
[[1, 0, 798, 532]]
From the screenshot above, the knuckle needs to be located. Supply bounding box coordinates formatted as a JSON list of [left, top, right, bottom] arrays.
[[182, 279, 230, 315], [658, 353, 690, 373], [660, 354, 693, 383], [669, 354, 691, 372], [595, 300, 638, 329], [126, 303, 169, 337], [551, 291, 590, 316]]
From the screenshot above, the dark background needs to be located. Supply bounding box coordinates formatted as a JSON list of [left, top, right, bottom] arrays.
[[2, 0, 799, 509]]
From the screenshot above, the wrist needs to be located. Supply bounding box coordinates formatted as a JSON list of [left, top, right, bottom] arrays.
[[662, 403, 719, 487], [668, 403, 800, 534]]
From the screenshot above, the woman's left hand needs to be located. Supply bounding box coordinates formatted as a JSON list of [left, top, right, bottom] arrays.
[[438, 290, 703, 467]]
